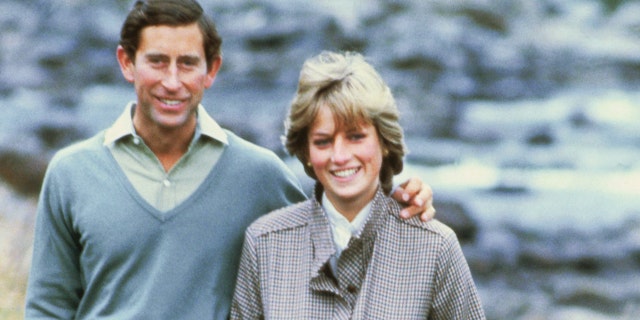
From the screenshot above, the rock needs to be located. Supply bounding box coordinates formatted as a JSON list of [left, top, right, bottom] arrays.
[[35, 123, 85, 151], [549, 273, 633, 315], [547, 306, 622, 320], [0, 149, 48, 196], [467, 226, 522, 275], [433, 199, 478, 243]]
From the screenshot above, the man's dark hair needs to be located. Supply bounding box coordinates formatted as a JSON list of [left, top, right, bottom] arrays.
[[119, 0, 222, 70]]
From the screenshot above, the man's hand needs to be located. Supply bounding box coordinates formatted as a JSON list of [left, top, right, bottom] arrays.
[[392, 177, 435, 221]]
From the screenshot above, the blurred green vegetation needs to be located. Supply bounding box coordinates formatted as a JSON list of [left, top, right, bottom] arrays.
[[600, 0, 630, 12], [0, 198, 36, 320]]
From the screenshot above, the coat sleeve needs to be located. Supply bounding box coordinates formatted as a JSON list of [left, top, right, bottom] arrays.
[[24, 158, 83, 319], [230, 229, 264, 320], [430, 232, 486, 319]]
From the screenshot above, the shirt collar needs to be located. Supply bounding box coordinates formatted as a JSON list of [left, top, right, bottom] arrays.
[[103, 102, 228, 146], [197, 104, 228, 144], [322, 192, 372, 252]]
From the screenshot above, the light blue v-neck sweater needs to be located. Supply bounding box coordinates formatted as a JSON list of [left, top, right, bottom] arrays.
[[25, 130, 306, 319]]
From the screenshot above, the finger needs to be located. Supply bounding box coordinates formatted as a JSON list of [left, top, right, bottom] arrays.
[[414, 182, 433, 210], [400, 206, 418, 219], [420, 206, 436, 222], [392, 185, 411, 203], [417, 186, 435, 221], [401, 200, 435, 221], [401, 177, 422, 198]]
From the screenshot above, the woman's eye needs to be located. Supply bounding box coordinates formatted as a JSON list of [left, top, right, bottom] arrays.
[[313, 139, 330, 147]]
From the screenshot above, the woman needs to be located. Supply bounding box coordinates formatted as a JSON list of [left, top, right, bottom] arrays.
[[230, 51, 485, 319]]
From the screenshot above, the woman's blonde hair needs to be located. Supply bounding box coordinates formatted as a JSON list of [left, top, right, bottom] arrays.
[[284, 51, 407, 194]]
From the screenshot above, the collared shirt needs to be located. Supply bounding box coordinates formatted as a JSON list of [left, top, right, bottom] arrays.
[[104, 102, 228, 212], [322, 192, 372, 277]]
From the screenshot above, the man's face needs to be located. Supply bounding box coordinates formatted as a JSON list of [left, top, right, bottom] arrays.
[[117, 23, 221, 133]]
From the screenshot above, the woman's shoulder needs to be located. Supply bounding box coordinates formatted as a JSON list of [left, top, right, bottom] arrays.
[[247, 199, 315, 237], [381, 195, 457, 241]]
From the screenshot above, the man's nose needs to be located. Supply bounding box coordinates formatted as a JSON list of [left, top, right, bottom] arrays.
[[162, 64, 181, 90]]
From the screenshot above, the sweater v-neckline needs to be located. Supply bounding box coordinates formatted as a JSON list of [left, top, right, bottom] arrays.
[[105, 134, 232, 222]]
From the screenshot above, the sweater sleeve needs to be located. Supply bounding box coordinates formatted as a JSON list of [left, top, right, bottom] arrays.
[[25, 155, 83, 319]]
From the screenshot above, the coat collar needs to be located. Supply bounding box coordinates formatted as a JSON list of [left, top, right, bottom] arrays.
[[308, 188, 390, 294]]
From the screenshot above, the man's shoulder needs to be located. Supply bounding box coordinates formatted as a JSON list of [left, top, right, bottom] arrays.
[[213, 129, 306, 205], [49, 132, 107, 168], [224, 130, 278, 159], [223, 130, 291, 174]]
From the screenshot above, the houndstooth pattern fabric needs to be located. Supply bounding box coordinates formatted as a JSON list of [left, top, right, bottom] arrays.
[[230, 189, 485, 319]]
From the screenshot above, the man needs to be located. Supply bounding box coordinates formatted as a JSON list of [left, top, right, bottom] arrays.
[[25, 1, 435, 319]]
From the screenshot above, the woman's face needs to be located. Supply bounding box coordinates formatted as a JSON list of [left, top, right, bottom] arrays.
[[307, 105, 383, 219]]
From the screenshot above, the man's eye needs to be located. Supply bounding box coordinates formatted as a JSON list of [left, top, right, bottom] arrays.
[[349, 133, 365, 141], [181, 58, 200, 67]]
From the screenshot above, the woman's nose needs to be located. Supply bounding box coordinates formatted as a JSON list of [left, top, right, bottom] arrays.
[[331, 137, 351, 163]]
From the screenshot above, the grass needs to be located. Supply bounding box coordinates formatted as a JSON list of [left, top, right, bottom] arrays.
[[0, 184, 36, 320]]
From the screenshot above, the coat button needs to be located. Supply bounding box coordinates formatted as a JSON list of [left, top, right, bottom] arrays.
[[347, 284, 357, 293]]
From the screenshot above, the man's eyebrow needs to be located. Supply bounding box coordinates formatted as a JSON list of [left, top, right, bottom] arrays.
[[178, 55, 202, 64], [144, 53, 168, 60], [142, 53, 201, 62]]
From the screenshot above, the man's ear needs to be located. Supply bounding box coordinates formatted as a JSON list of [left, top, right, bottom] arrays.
[[204, 57, 222, 88], [116, 45, 135, 83]]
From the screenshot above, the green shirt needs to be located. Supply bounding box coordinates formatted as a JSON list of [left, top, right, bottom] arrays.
[[104, 102, 228, 212]]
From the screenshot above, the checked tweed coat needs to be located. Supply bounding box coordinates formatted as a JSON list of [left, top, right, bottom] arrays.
[[230, 189, 485, 319]]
